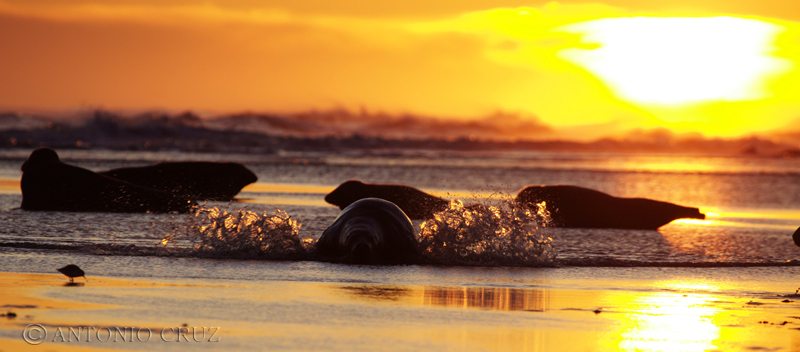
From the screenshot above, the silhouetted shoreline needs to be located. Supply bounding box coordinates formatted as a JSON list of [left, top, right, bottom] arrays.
[[2, 110, 799, 156]]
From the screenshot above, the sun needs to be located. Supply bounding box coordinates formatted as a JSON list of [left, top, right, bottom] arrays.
[[556, 16, 792, 106]]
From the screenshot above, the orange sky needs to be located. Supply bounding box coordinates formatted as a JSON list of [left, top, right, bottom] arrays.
[[1, 0, 799, 140]]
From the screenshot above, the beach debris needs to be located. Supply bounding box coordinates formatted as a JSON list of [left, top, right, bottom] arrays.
[[57, 264, 87, 282], [523, 309, 546, 313], [759, 320, 792, 326], [1, 311, 17, 319], [746, 301, 764, 306]]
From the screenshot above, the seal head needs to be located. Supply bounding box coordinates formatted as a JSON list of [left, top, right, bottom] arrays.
[[316, 198, 418, 264]]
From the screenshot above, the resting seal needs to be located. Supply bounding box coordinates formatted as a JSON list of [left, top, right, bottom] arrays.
[[100, 162, 257, 201], [324, 180, 449, 220], [515, 185, 705, 230], [20, 147, 195, 213], [315, 198, 418, 264]]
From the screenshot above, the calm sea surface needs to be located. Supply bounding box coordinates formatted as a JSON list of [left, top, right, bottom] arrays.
[[2, 149, 799, 267]]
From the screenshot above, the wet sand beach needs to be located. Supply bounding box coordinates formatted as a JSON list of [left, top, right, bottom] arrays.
[[2, 267, 800, 352]]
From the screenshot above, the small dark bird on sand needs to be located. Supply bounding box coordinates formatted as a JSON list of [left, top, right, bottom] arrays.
[[57, 264, 86, 282]]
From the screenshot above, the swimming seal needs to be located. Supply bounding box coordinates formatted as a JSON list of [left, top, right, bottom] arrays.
[[20, 147, 195, 213], [315, 198, 418, 264], [324, 180, 449, 220], [100, 161, 257, 201], [515, 185, 705, 230]]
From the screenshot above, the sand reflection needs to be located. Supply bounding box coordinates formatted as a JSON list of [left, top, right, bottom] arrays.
[[336, 284, 549, 311], [422, 286, 549, 312], [336, 285, 412, 301]]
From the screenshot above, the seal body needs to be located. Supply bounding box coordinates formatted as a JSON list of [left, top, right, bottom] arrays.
[[100, 162, 257, 201], [515, 185, 705, 230], [20, 147, 195, 213], [324, 180, 448, 220], [316, 198, 418, 264]]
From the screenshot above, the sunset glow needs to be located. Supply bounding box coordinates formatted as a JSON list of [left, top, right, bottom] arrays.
[[2, 0, 800, 141], [558, 16, 791, 105]]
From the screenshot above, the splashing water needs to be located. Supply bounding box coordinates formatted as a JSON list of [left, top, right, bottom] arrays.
[[154, 200, 554, 265], [418, 200, 556, 266], [161, 205, 311, 260]]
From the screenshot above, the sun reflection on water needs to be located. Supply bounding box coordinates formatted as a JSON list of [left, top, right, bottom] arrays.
[[614, 293, 722, 351], [330, 281, 796, 351], [670, 218, 718, 226], [668, 206, 800, 230]]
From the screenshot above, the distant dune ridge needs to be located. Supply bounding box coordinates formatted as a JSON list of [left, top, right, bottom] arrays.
[[1, 110, 799, 155]]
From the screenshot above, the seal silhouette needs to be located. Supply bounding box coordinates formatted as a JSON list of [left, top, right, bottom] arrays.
[[315, 198, 418, 264], [324, 180, 449, 220], [515, 185, 705, 230], [20, 147, 195, 213], [100, 162, 257, 201]]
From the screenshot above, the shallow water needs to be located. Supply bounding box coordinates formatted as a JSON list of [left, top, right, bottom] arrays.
[[2, 148, 800, 266], [2, 149, 800, 351]]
